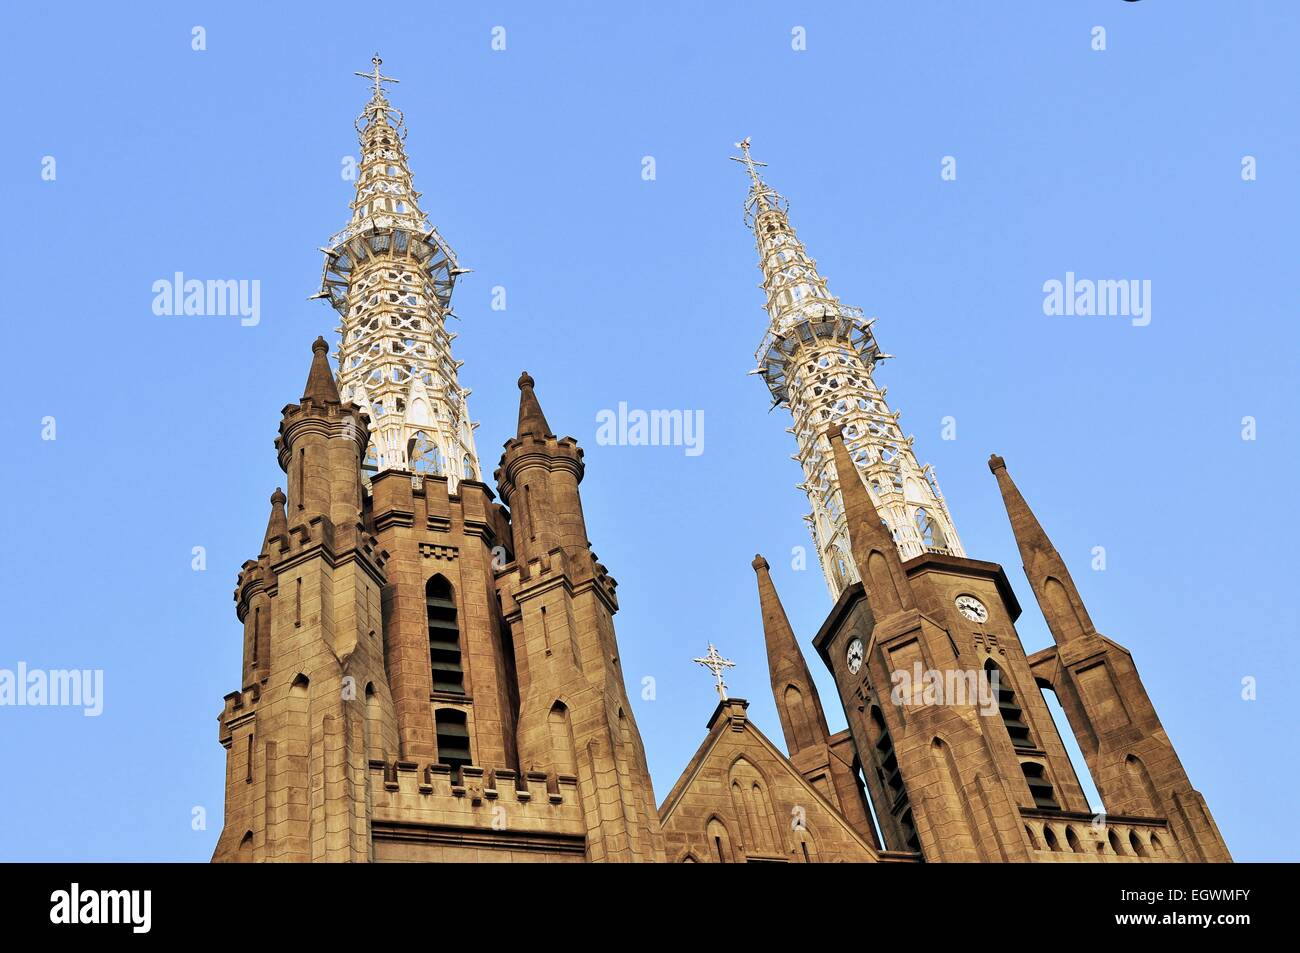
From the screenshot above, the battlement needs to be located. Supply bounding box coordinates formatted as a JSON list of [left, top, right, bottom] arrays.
[[233, 556, 271, 619], [275, 398, 368, 470], [496, 544, 620, 614], [369, 466, 511, 546], [368, 760, 586, 845], [494, 434, 585, 496], [217, 683, 260, 746], [234, 515, 387, 618]]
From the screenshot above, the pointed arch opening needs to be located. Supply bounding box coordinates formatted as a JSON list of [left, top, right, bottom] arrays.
[[425, 574, 464, 694], [434, 708, 471, 775], [783, 683, 814, 751], [1037, 676, 1100, 813], [706, 817, 733, 863], [547, 701, 577, 777], [869, 705, 919, 852], [1124, 753, 1161, 817], [1066, 825, 1085, 854], [364, 682, 386, 763], [1129, 829, 1148, 858], [1021, 761, 1061, 811], [1043, 825, 1060, 852], [984, 659, 1033, 750]]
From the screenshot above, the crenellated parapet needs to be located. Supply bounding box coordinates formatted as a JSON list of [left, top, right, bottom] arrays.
[[234, 515, 389, 619], [495, 433, 585, 491], [217, 684, 261, 748], [368, 760, 587, 860], [275, 397, 369, 472]]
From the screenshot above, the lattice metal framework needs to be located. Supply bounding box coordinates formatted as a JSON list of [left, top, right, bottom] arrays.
[[732, 139, 963, 599], [316, 57, 479, 491]]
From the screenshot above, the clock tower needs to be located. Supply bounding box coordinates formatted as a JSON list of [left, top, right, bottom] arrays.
[[734, 145, 1231, 863], [811, 427, 1092, 860]]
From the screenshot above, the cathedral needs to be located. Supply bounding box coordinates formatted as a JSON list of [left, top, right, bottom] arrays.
[[211, 61, 1231, 863]]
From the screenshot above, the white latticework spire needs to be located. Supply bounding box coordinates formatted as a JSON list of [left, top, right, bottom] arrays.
[[317, 56, 479, 491], [732, 139, 964, 600]]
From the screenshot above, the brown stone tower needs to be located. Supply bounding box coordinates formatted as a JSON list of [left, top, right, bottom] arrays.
[[212, 60, 663, 862], [494, 373, 664, 861], [212, 349, 665, 862], [798, 429, 1231, 862], [215, 337, 398, 862]]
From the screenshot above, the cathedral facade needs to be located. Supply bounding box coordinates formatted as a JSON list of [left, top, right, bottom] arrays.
[[212, 63, 1230, 863]]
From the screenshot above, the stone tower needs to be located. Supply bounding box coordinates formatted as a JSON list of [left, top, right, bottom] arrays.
[[684, 142, 1232, 864], [212, 60, 663, 863]]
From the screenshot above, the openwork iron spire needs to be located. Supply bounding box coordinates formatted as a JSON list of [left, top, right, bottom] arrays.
[[316, 55, 479, 490], [734, 139, 963, 599]]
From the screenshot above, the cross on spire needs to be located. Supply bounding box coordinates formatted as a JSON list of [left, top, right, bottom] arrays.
[[355, 54, 399, 100], [729, 137, 768, 189], [693, 643, 736, 701]]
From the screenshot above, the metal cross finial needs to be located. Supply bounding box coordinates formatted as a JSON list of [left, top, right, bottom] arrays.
[[693, 643, 736, 701], [355, 54, 399, 99], [729, 137, 768, 188]]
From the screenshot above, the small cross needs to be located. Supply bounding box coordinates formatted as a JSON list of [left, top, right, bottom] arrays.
[[693, 643, 736, 701], [729, 137, 768, 187], [355, 54, 399, 99]]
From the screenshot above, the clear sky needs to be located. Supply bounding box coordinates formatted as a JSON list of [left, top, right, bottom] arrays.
[[1, 1, 1296, 862]]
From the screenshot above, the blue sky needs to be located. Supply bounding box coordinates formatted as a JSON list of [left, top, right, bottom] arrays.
[[1, 1, 1296, 862]]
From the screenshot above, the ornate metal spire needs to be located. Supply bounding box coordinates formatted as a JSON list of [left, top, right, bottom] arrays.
[[354, 53, 398, 101], [693, 643, 736, 702], [734, 139, 963, 599], [316, 56, 479, 491]]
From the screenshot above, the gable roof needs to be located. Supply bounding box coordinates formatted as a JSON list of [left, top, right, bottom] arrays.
[[658, 698, 880, 860]]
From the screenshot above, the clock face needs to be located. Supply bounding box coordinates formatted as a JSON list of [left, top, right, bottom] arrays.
[[955, 595, 989, 623], [846, 638, 864, 675]]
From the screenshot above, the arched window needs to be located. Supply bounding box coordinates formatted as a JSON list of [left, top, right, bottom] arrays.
[[434, 708, 471, 773], [1043, 825, 1060, 852], [1066, 825, 1085, 854], [547, 702, 577, 776], [870, 706, 920, 852], [426, 575, 463, 693], [985, 660, 1034, 749], [914, 507, 935, 547], [1038, 678, 1099, 813], [1021, 762, 1061, 811], [1125, 753, 1161, 816], [1129, 830, 1148, 858], [706, 818, 732, 863], [1025, 824, 1041, 851], [783, 684, 813, 750], [408, 431, 443, 475], [364, 682, 386, 763]]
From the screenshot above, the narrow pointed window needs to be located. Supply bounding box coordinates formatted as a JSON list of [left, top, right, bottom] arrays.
[[1022, 762, 1061, 811], [985, 659, 1034, 749], [426, 575, 463, 693], [870, 706, 920, 852], [408, 431, 443, 475], [434, 708, 471, 774]]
